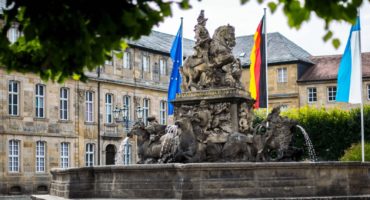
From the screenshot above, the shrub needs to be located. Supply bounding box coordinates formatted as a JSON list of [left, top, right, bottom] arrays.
[[340, 143, 370, 161]]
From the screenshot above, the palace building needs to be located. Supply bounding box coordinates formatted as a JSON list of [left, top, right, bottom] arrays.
[[1, 29, 369, 195]]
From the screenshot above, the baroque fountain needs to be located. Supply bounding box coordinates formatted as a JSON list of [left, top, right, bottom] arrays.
[[45, 11, 370, 199]]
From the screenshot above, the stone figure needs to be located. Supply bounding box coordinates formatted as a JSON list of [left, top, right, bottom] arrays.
[[129, 12, 302, 164], [180, 11, 243, 92]]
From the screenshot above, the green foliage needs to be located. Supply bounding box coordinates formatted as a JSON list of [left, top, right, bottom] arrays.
[[0, 0, 190, 82], [340, 142, 370, 161], [279, 106, 370, 161], [244, 0, 363, 49]]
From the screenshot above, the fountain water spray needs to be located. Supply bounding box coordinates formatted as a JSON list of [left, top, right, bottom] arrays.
[[296, 125, 317, 162]]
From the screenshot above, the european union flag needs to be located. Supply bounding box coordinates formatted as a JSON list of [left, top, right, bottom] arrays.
[[168, 21, 183, 115]]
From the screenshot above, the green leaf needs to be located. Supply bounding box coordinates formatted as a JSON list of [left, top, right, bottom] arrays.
[[332, 38, 340, 49], [323, 31, 333, 42], [268, 2, 278, 13], [240, 0, 250, 4]]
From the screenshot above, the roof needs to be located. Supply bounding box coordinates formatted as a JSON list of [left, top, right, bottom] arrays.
[[233, 32, 313, 66], [298, 52, 370, 82], [130, 31, 313, 66], [128, 30, 194, 57]]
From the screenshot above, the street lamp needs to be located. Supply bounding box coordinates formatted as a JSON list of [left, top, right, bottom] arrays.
[[136, 105, 143, 122], [113, 104, 130, 132]]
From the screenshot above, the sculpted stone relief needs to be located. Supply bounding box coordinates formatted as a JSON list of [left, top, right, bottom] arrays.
[[127, 11, 301, 164]]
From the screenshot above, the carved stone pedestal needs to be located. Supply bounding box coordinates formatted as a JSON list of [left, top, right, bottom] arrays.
[[173, 88, 254, 142]]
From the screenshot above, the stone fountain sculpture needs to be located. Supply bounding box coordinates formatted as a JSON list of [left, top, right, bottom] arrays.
[[128, 10, 301, 164]]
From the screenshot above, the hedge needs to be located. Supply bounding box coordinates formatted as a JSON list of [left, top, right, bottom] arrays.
[[253, 106, 370, 161], [340, 142, 370, 161]]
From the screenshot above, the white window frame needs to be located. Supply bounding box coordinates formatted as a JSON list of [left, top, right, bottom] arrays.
[[307, 87, 317, 103], [9, 140, 19, 172], [327, 86, 337, 102], [159, 59, 167, 75], [142, 54, 150, 72], [85, 91, 94, 122], [36, 84, 45, 118], [60, 88, 69, 120], [143, 98, 150, 126], [277, 68, 288, 83], [105, 52, 113, 65], [105, 94, 113, 124], [60, 142, 69, 169], [160, 101, 167, 125], [123, 95, 131, 121], [85, 143, 94, 167], [123, 51, 131, 69], [8, 80, 19, 116], [367, 84, 370, 100], [36, 141, 46, 172]]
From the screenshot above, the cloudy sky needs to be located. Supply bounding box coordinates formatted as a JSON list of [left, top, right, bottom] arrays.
[[153, 0, 370, 56]]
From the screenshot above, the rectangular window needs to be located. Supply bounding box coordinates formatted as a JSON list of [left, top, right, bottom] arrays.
[[105, 94, 113, 123], [85, 91, 94, 122], [36, 141, 45, 172], [35, 84, 45, 118], [159, 59, 167, 75], [277, 68, 288, 83], [8, 140, 19, 172], [105, 52, 113, 65], [85, 143, 94, 167], [8, 80, 19, 116], [60, 88, 69, 120], [308, 87, 317, 103], [160, 101, 167, 125], [327, 86, 337, 102], [142, 55, 150, 72], [123, 95, 131, 121], [60, 142, 69, 169], [367, 85, 370, 100], [123, 51, 131, 69], [143, 98, 150, 126]]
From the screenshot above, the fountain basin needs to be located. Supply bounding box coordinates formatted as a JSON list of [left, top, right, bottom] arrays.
[[49, 162, 370, 199]]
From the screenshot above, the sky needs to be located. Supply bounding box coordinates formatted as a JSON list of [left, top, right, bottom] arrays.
[[153, 0, 370, 56]]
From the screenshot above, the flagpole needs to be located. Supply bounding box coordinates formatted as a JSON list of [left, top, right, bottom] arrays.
[[264, 8, 269, 118], [358, 14, 365, 162], [181, 17, 183, 66]]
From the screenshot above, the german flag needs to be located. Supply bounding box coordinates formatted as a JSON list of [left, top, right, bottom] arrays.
[[249, 16, 267, 109]]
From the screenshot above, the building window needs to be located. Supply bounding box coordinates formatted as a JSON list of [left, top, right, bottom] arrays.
[[60, 88, 69, 120], [60, 142, 69, 169], [7, 27, 20, 43], [123, 51, 131, 69], [9, 140, 19, 172], [367, 85, 370, 100], [327, 86, 337, 102], [85, 143, 94, 167], [123, 95, 131, 121], [36, 141, 45, 172], [160, 101, 167, 125], [123, 139, 132, 165], [143, 98, 150, 126], [142, 54, 150, 72], [159, 59, 167, 75], [277, 68, 287, 83], [35, 84, 45, 118], [85, 91, 94, 122], [8, 80, 19, 116], [105, 94, 113, 123], [308, 87, 317, 103]]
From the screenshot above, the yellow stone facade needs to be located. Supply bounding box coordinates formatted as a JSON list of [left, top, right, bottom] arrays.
[[0, 45, 172, 195]]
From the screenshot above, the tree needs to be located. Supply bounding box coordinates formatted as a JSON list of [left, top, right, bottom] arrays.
[[0, 0, 364, 82]]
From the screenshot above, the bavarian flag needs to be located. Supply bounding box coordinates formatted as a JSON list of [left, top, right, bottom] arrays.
[[249, 16, 267, 109]]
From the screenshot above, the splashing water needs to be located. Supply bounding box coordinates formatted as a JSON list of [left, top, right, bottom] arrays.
[[296, 125, 317, 162], [160, 125, 178, 158]]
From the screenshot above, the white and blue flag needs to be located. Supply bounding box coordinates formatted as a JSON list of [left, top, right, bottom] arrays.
[[167, 21, 183, 115], [336, 17, 362, 104]]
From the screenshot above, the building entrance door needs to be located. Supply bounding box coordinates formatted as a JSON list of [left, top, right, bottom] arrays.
[[105, 144, 116, 165]]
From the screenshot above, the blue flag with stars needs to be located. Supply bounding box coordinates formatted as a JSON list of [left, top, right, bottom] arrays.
[[168, 21, 183, 115]]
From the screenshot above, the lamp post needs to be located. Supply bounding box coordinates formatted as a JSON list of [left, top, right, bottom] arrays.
[[136, 105, 143, 122], [113, 104, 130, 132]]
